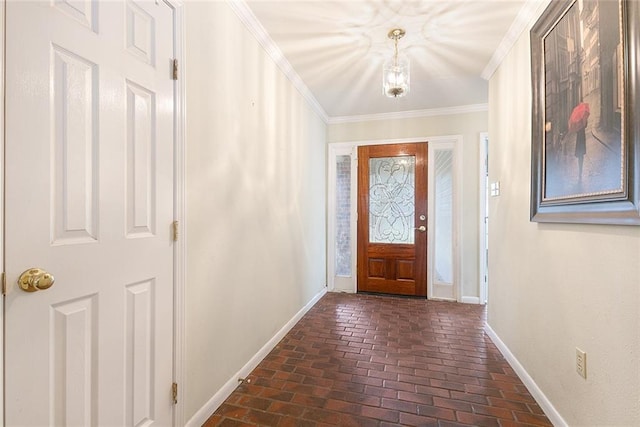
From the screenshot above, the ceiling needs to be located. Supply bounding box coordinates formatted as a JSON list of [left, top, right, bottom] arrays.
[[241, 0, 532, 120]]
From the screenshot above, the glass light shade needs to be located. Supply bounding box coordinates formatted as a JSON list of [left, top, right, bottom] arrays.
[[382, 55, 410, 98]]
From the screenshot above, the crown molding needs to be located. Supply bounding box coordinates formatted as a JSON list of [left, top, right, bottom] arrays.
[[481, 0, 552, 80], [226, 0, 329, 124], [327, 103, 488, 125]]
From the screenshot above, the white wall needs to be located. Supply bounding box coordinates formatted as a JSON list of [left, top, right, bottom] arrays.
[[488, 17, 640, 426], [327, 112, 487, 300], [185, 2, 327, 421]]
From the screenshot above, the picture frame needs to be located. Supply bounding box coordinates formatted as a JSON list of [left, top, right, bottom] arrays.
[[530, 0, 640, 225]]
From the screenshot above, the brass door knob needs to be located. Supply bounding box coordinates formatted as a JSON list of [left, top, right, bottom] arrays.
[[18, 268, 55, 292]]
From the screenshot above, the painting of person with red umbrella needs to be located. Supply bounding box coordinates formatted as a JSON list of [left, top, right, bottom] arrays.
[[531, 0, 631, 223], [568, 102, 590, 181]]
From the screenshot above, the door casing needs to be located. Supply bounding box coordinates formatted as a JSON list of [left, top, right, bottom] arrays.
[[479, 132, 489, 305], [0, 0, 5, 422], [169, 1, 187, 424]]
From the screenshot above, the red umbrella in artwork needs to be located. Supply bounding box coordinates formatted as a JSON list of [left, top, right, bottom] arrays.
[[568, 102, 590, 133]]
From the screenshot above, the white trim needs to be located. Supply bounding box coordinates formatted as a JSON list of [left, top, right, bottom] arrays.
[[479, 132, 489, 305], [329, 135, 457, 149], [328, 104, 488, 125], [460, 296, 480, 304], [484, 323, 568, 427], [0, 0, 5, 424], [226, 0, 329, 124], [349, 147, 357, 292], [167, 0, 186, 425], [185, 288, 327, 427], [454, 138, 462, 302], [326, 146, 338, 291], [481, 0, 552, 80]]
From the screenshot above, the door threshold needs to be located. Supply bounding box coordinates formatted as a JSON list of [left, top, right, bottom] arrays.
[[356, 291, 427, 300]]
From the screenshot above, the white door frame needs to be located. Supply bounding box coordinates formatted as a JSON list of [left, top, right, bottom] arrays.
[[0, 1, 5, 423], [0, 1, 186, 424], [168, 0, 186, 425], [479, 132, 489, 304], [327, 135, 463, 300]]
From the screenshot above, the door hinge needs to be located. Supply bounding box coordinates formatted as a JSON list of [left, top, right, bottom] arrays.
[[172, 221, 179, 242], [172, 59, 178, 80], [172, 382, 178, 404], [1, 272, 6, 296]]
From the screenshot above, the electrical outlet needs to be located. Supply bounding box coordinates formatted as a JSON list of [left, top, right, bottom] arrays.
[[576, 348, 587, 379]]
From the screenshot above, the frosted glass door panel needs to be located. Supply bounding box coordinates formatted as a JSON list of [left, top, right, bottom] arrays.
[[369, 156, 415, 244], [434, 150, 453, 284], [335, 155, 352, 276]]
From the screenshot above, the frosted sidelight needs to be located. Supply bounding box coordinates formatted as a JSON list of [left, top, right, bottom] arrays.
[[369, 156, 415, 244], [335, 155, 352, 276], [434, 150, 453, 284]]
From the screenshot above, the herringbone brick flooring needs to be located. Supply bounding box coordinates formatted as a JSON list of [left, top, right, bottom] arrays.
[[204, 293, 552, 426]]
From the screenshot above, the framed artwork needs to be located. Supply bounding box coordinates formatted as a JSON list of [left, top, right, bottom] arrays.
[[530, 0, 640, 224]]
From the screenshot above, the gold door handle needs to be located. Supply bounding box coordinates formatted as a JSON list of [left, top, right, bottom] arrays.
[[415, 225, 426, 232], [18, 268, 55, 292]]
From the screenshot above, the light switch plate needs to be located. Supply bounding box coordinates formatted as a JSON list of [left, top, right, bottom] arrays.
[[490, 181, 501, 197]]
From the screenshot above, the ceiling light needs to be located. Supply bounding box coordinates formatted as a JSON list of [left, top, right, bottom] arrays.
[[383, 28, 410, 98]]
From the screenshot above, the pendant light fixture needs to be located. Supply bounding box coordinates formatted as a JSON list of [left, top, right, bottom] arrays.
[[383, 28, 410, 98]]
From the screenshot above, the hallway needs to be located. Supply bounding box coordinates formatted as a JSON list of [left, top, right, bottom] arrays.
[[204, 293, 551, 426]]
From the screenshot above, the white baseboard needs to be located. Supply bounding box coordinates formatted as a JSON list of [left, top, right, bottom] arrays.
[[185, 287, 328, 427], [460, 296, 481, 304], [484, 323, 567, 427]]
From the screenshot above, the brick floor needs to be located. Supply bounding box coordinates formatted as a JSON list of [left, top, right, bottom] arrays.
[[203, 293, 552, 427]]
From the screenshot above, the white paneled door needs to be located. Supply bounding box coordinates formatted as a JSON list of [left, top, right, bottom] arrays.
[[5, 1, 176, 425]]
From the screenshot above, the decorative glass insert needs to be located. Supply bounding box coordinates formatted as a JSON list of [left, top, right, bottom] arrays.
[[434, 149, 453, 284], [369, 156, 415, 244], [335, 155, 352, 277]]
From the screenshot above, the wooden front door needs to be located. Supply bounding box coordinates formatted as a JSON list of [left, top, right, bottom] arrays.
[[357, 143, 428, 296]]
